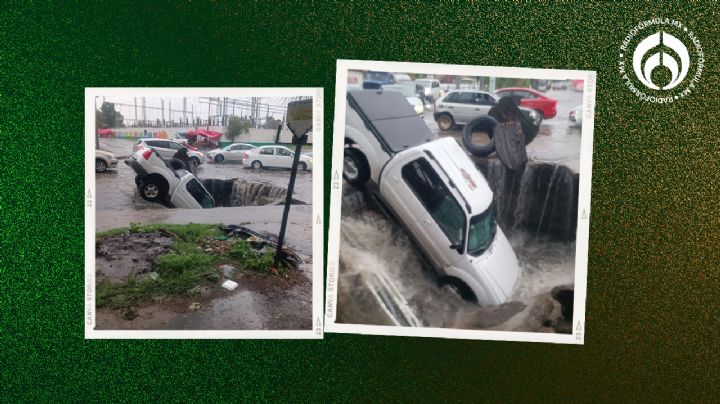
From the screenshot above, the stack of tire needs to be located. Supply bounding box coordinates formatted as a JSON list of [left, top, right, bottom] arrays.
[[461, 96, 540, 158]]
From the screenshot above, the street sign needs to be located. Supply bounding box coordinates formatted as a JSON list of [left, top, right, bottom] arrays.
[[286, 99, 312, 143]]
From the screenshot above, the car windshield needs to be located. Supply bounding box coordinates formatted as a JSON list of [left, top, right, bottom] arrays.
[[365, 71, 391, 82], [383, 83, 415, 97], [466, 203, 497, 256]]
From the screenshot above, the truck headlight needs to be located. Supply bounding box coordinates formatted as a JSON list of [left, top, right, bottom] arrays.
[[415, 103, 424, 114]]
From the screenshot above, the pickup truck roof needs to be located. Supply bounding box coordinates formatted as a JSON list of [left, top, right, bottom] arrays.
[[348, 90, 434, 154]]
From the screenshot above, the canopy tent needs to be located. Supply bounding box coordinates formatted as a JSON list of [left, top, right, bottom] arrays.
[[186, 129, 223, 140]]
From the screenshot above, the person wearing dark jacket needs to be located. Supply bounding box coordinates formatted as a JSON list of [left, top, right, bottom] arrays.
[[172, 147, 195, 174]]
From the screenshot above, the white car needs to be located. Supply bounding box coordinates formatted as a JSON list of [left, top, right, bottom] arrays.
[[125, 147, 215, 209], [343, 90, 520, 305], [133, 138, 204, 166], [569, 105, 583, 126], [414, 78, 442, 102], [95, 150, 118, 173], [381, 83, 424, 115], [206, 143, 255, 163], [243, 145, 313, 171], [433, 90, 542, 131]]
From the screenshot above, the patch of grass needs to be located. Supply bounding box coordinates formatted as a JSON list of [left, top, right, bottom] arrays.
[[228, 240, 281, 273], [96, 224, 225, 309], [97, 223, 223, 242]]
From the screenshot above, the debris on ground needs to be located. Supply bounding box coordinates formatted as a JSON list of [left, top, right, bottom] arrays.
[[189, 302, 202, 311], [221, 280, 239, 291]]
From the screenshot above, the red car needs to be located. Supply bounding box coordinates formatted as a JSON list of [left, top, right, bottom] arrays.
[[495, 87, 558, 119]]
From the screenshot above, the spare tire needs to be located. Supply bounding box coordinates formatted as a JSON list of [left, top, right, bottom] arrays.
[[462, 116, 498, 157], [489, 97, 539, 145], [166, 158, 187, 171]]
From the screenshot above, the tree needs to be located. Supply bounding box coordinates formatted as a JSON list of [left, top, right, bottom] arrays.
[[263, 116, 281, 130], [96, 109, 105, 128], [226, 116, 251, 142], [100, 102, 124, 128]]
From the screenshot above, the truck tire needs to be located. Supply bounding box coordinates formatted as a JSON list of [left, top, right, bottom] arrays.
[[139, 176, 168, 203], [439, 277, 477, 303], [343, 148, 370, 186], [166, 158, 187, 171], [190, 156, 201, 167], [462, 116, 497, 157]]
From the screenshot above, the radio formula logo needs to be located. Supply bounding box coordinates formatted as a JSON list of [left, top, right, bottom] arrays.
[[619, 18, 704, 103]]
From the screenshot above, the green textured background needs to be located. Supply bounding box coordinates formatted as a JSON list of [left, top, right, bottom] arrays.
[[2, 1, 718, 401]]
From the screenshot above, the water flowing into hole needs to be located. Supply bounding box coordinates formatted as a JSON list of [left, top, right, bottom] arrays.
[[201, 179, 306, 207], [336, 158, 578, 331]]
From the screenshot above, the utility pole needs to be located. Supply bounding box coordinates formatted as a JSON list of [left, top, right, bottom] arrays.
[[142, 97, 146, 126], [94, 96, 99, 150], [183, 97, 187, 127], [169, 100, 172, 125], [207, 97, 211, 130], [134, 97, 138, 127], [161, 99, 165, 126]]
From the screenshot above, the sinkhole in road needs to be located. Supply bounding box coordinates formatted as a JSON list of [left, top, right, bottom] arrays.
[[336, 158, 578, 332], [201, 179, 306, 207]]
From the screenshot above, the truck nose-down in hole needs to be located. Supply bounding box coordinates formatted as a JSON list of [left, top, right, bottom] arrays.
[[125, 147, 215, 209], [343, 89, 520, 306]]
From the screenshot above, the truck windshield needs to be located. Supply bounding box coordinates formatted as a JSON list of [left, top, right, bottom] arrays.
[[466, 203, 497, 257], [186, 178, 215, 209]]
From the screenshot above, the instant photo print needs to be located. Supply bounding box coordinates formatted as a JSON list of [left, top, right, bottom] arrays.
[[85, 88, 324, 339], [326, 60, 596, 344]]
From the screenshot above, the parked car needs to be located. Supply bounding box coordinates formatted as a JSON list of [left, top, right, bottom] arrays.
[[95, 150, 118, 173], [571, 80, 584, 92], [362, 80, 383, 90], [243, 145, 313, 171], [414, 78, 442, 102], [552, 80, 569, 90], [343, 90, 520, 305], [495, 87, 558, 119], [364, 71, 395, 85], [569, 105, 583, 126], [531, 79, 552, 92], [433, 90, 542, 131], [133, 138, 204, 166], [206, 143, 255, 163], [382, 83, 425, 115], [125, 147, 215, 208]]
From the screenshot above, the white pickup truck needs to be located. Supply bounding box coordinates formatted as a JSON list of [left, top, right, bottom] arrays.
[[125, 147, 215, 209], [343, 90, 520, 306]]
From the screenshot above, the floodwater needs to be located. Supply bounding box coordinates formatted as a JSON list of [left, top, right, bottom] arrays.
[[336, 188, 575, 330], [96, 139, 313, 211]]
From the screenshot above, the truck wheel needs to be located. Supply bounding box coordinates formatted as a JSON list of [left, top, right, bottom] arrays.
[[251, 160, 263, 170], [462, 116, 497, 157], [190, 157, 201, 167], [343, 148, 369, 186], [439, 277, 477, 303], [139, 177, 168, 203], [436, 113, 454, 131], [95, 159, 107, 173], [298, 162, 307, 171], [166, 158, 186, 171], [214, 154, 224, 163]]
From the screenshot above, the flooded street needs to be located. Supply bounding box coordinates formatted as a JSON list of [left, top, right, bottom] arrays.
[[96, 139, 313, 211]]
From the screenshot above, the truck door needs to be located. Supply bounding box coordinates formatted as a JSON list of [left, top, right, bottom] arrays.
[[380, 154, 466, 270]]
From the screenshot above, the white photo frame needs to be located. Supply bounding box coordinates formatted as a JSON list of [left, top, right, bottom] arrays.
[[85, 87, 324, 339], [325, 60, 595, 344]]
